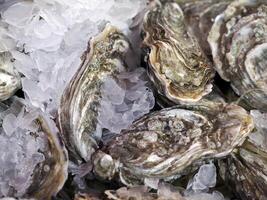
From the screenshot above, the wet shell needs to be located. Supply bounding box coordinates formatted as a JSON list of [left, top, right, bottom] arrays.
[[208, 0, 267, 111], [219, 110, 267, 200], [59, 25, 130, 162], [219, 139, 267, 200], [177, 0, 232, 55], [0, 52, 21, 101], [0, 98, 68, 200], [93, 102, 254, 185], [142, 1, 214, 104]]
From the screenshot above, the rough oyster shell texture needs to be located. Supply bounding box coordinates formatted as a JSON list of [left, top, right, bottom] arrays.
[[178, 0, 232, 55], [93, 102, 254, 186], [142, 1, 215, 104], [219, 139, 267, 200], [208, 0, 267, 111], [0, 52, 21, 101], [59, 25, 130, 162], [219, 110, 267, 200], [0, 98, 68, 200]]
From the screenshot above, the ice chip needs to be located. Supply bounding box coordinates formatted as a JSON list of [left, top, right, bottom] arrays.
[[2, 113, 17, 136]]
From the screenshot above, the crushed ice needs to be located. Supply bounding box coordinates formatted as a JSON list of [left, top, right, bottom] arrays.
[[99, 68, 154, 134], [0, 98, 47, 197], [184, 163, 225, 200], [249, 110, 267, 149]]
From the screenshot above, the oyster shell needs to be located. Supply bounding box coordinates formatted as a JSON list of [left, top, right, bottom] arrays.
[[219, 110, 267, 200], [177, 0, 232, 55], [219, 139, 267, 200], [93, 102, 254, 185], [208, 0, 267, 111], [142, 1, 214, 104], [59, 25, 130, 162], [0, 98, 68, 199], [0, 52, 21, 101]]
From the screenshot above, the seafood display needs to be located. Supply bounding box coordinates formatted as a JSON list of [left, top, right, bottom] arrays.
[[0, 0, 267, 199]]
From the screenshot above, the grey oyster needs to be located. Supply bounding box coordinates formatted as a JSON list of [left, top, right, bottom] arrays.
[[59, 25, 130, 162], [93, 102, 254, 186], [142, 1, 214, 104], [177, 0, 232, 55], [0, 52, 21, 101], [219, 110, 267, 200], [208, 0, 267, 111], [0, 98, 68, 199]]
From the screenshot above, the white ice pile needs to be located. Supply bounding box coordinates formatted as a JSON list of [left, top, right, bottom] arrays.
[[99, 68, 154, 134], [0, 98, 47, 197], [0, 0, 152, 133]]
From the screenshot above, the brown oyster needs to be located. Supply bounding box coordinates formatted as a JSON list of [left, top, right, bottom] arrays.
[[177, 0, 232, 55], [59, 25, 130, 162], [142, 1, 214, 104], [0, 98, 68, 199], [208, 0, 267, 111], [0, 52, 21, 101], [93, 102, 254, 186]]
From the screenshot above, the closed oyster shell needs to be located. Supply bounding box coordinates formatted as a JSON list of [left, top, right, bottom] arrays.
[[208, 0, 267, 111], [93, 102, 254, 185], [177, 0, 232, 55], [142, 1, 214, 104], [219, 139, 267, 200], [0, 98, 68, 199], [0, 52, 21, 101], [219, 110, 267, 200], [59, 25, 130, 162]]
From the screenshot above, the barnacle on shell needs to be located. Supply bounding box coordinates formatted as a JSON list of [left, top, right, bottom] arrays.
[[59, 25, 130, 163], [142, 1, 215, 104], [93, 102, 254, 186], [208, 0, 267, 111]]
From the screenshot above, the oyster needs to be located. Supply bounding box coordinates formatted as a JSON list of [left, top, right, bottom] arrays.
[[0, 52, 21, 101], [142, 1, 214, 104], [93, 102, 254, 185], [177, 0, 232, 55], [59, 25, 130, 162], [219, 140, 267, 200], [0, 98, 68, 199], [219, 110, 267, 200], [208, 0, 267, 111]]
